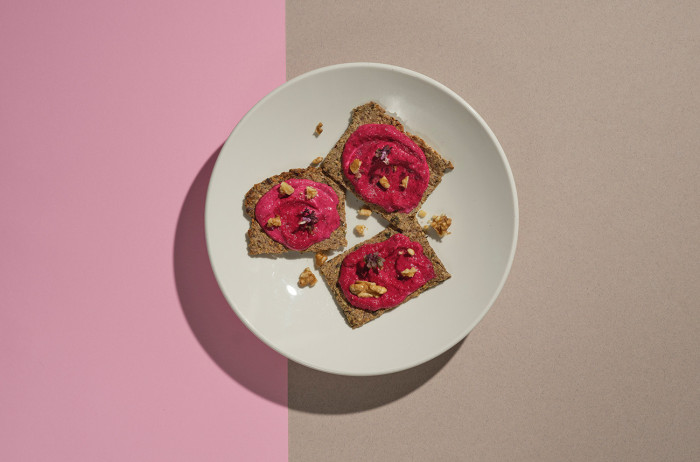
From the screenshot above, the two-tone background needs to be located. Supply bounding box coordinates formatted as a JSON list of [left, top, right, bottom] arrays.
[[2, 1, 699, 460]]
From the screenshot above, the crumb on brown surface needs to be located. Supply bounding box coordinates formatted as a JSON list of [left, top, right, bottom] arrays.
[[430, 214, 452, 237], [354, 224, 367, 236], [315, 122, 323, 135], [358, 206, 372, 217], [311, 156, 323, 166], [418, 209, 427, 218], [298, 267, 317, 288], [314, 252, 327, 267]]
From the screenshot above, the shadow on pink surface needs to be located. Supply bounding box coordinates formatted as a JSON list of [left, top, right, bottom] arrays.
[[174, 147, 286, 405]]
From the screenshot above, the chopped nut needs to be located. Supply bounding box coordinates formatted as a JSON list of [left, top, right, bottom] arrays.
[[418, 209, 427, 218], [430, 214, 452, 237], [354, 224, 367, 236], [349, 280, 387, 298], [422, 225, 430, 232], [446, 160, 455, 170], [314, 252, 327, 267], [311, 156, 323, 165], [401, 267, 417, 278], [379, 176, 390, 189], [305, 186, 317, 200], [350, 158, 362, 174], [315, 122, 323, 135], [279, 181, 294, 196], [358, 206, 372, 217], [400, 176, 409, 189], [407, 248, 415, 256], [392, 165, 397, 172], [266, 216, 281, 228], [298, 267, 317, 288]]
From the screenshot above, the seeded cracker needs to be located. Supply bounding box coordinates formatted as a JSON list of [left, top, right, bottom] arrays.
[[319, 218, 450, 328], [244, 167, 347, 256], [321, 101, 452, 231]]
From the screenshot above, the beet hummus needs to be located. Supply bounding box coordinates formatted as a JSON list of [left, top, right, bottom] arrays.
[[255, 178, 340, 251], [338, 234, 435, 311], [341, 124, 430, 213]]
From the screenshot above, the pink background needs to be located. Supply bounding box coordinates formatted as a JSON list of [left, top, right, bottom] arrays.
[[1, 1, 288, 460]]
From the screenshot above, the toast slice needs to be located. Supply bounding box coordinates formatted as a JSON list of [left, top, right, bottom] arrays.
[[319, 219, 450, 328], [321, 101, 452, 231], [244, 167, 347, 256]]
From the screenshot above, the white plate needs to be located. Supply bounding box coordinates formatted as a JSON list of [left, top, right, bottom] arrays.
[[205, 63, 518, 376]]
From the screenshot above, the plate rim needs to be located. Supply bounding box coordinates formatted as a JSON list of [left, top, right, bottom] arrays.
[[204, 62, 519, 376]]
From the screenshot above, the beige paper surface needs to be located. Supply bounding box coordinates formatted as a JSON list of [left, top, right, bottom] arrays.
[[287, 1, 700, 460]]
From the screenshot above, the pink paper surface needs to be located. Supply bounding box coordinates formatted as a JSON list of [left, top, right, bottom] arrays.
[[0, 1, 287, 460]]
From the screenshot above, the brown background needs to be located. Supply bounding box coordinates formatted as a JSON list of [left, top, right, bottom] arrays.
[[287, 1, 700, 460]]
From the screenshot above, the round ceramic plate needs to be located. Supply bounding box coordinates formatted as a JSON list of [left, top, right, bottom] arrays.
[[205, 63, 518, 376]]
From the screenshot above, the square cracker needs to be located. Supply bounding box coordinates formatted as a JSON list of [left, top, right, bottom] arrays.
[[244, 167, 347, 256], [321, 101, 452, 231], [319, 219, 451, 328]]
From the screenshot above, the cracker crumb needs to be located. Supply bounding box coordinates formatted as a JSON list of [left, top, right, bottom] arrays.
[[407, 248, 415, 256], [266, 216, 281, 228], [305, 186, 317, 200], [379, 176, 390, 189], [418, 209, 427, 218], [354, 224, 367, 236], [314, 252, 327, 267], [400, 176, 409, 189], [430, 214, 452, 237], [315, 122, 323, 135], [298, 267, 317, 288], [401, 267, 417, 278], [311, 156, 323, 165], [358, 206, 372, 217], [350, 159, 361, 174], [279, 181, 294, 196]]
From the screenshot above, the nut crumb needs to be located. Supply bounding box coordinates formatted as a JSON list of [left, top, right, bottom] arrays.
[[349, 280, 387, 298], [430, 214, 452, 237], [401, 267, 417, 278], [418, 209, 427, 218], [358, 206, 372, 217], [298, 267, 317, 288], [279, 181, 294, 196], [379, 176, 390, 189], [315, 122, 323, 135], [350, 159, 361, 174], [266, 215, 281, 228], [446, 160, 454, 170], [407, 248, 415, 256], [305, 186, 317, 200], [311, 156, 323, 165], [422, 225, 430, 232], [400, 176, 409, 189], [314, 252, 327, 267], [354, 224, 367, 236]]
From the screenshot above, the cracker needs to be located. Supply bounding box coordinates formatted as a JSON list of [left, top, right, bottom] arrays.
[[244, 167, 347, 256], [319, 219, 450, 328], [321, 101, 452, 231]]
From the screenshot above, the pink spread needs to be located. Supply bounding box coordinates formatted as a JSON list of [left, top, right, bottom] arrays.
[[255, 178, 340, 251], [338, 234, 435, 311], [341, 124, 430, 213]]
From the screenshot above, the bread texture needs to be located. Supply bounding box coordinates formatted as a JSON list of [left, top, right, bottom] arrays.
[[319, 219, 451, 328], [244, 167, 347, 256], [321, 101, 452, 231]]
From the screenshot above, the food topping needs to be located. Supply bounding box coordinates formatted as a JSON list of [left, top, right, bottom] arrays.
[[430, 214, 452, 237], [305, 186, 317, 200], [279, 181, 294, 196]]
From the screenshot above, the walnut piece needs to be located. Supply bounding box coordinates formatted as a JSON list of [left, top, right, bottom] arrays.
[[311, 156, 323, 165], [401, 267, 417, 278], [407, 248, 415, 256], [358, 206, 372, 217], [446, 160, 455, 170], [400, 176, 409, 189], [349, 158, 362, 174], [379, 176, 390, 189], [266, 216, 281, 228], [430, 214, 452, 237], [314, 252, 327, 267], [349, 280, 387, 298], [279, 181, 294, 196], [418, 209, 427, 218], [305, 186, 317, 200], [315, 122, 323, 135], [298, 267, 317, 288], [354, 224, 367, 236]]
